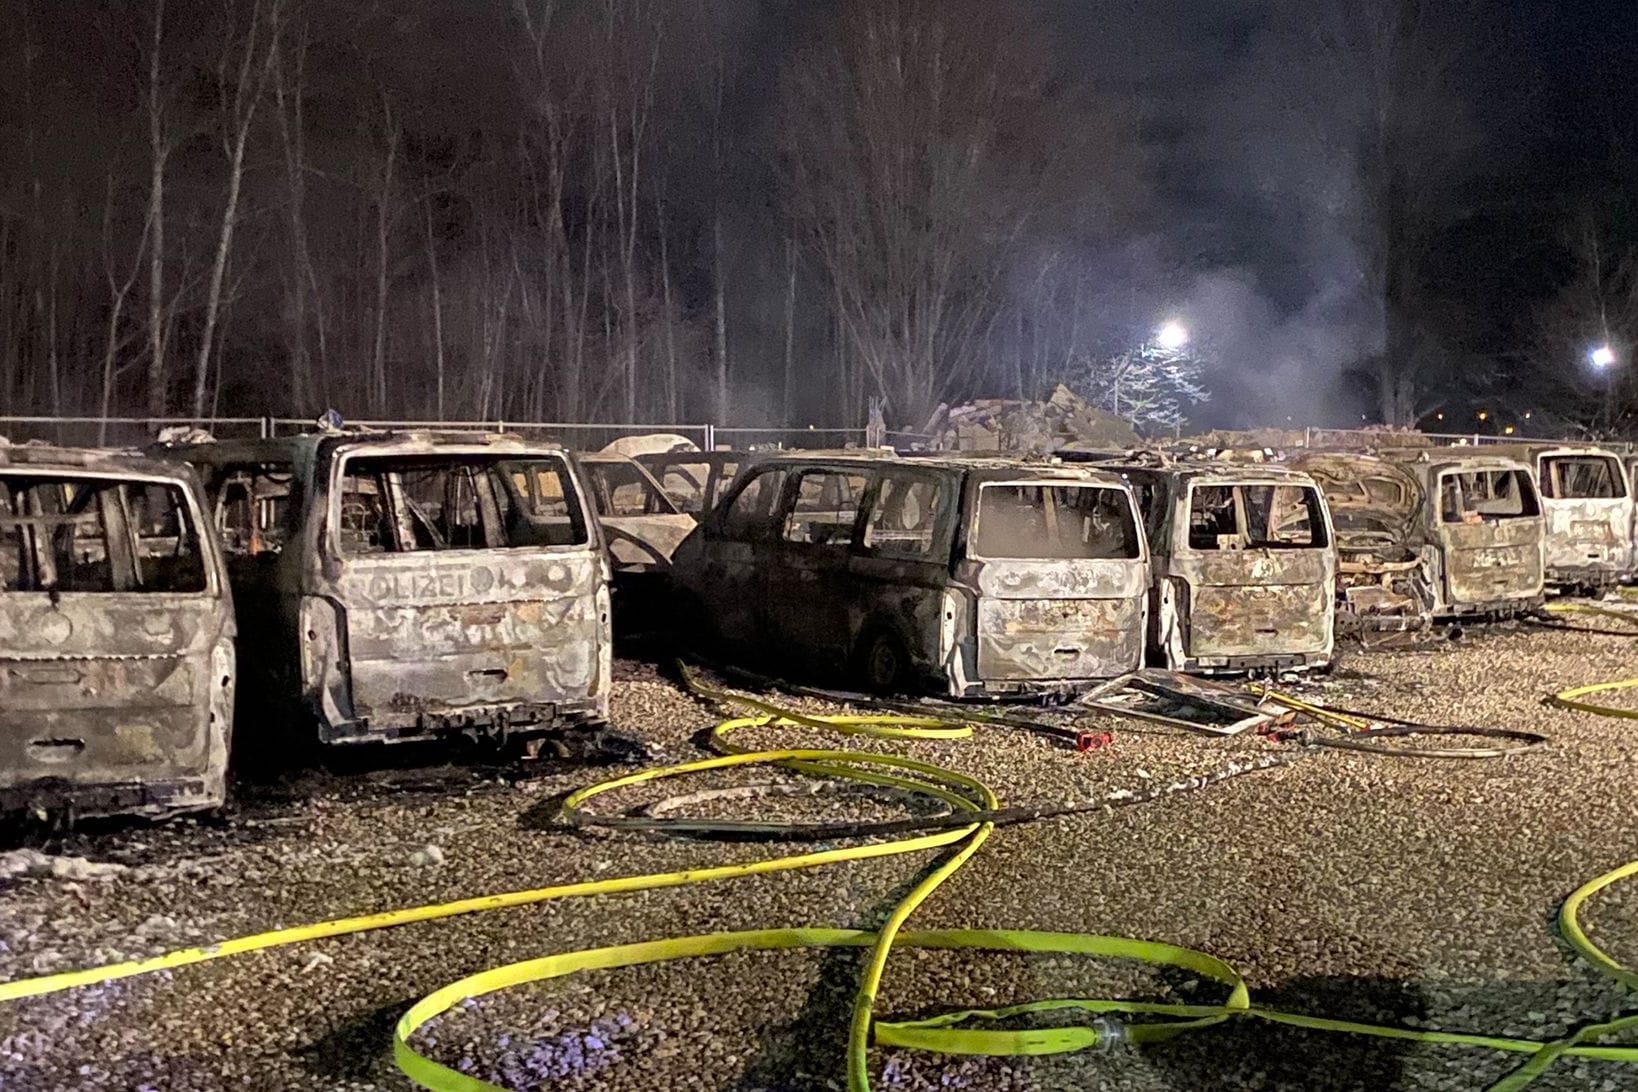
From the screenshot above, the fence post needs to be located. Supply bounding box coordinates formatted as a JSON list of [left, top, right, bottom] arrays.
[[704, 423, 716, 451], [1304, 427, 1313, 448]]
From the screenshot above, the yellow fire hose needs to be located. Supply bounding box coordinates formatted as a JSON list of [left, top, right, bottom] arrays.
[[0, 672, 1633, 1091]]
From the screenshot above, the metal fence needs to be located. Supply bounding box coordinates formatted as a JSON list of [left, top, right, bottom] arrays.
[[0, 415, 1624, 455], [0, 415, 932, 453]]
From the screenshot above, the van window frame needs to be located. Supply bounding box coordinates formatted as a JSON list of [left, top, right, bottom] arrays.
[[777, 466, 873, 550], [0, 468, 218, 597], [712, 465, 789, 543], [328, 448, 592, 556], [1183, 480, 1330, 551], [967, 477, 1145, 562], [855, 466, 956, 565]]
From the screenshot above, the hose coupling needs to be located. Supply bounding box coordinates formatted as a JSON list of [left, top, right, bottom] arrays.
[[1091, 1016, 1128, 1052]]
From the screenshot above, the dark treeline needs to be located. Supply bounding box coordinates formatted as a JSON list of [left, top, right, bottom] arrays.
[[0, 0, 1631, 432]]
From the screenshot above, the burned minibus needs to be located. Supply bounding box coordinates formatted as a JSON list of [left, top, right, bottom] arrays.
[[0, 442, 233, 819], [1478, 444, 1633, 592], [1071, 456, 1336, 673], [157, 430, 610, 748], [1293, 450, 1545, 629], [669, 452, 1150, 695]]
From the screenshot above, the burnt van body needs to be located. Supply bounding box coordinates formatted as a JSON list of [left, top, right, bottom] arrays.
[[0, 443, 234, 818], [1294, 450, 1545, 629], [670, 453, 1150, 696], [1472, 444, 1632, 592], [1097, 460, 1336, 673], [161, 431, 610, 746]]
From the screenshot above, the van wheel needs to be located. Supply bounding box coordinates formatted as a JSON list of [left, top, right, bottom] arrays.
[[856, 628, 909, 694]]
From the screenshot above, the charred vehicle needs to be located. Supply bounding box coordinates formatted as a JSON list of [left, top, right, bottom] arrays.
[[159, 431, 610, 747], [636, 450, 747, 515], [670, 452, 1150, 695], [1480, 444, 1632, 592], [1081, 458, 1335, 673], [575, 453, 697, 633], [1294, 451, 1545, 629], [0, 443, 233, 819]]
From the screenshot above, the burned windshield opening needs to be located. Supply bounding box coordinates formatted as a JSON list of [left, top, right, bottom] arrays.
[[973, 484, 1140, 560], [0, 475, 206, 594], [1187, 483, 1328, 550], [337, 453, 589, 554]]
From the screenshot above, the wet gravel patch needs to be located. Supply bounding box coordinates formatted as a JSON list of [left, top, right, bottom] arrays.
[[0, 625, 1634, 1089]]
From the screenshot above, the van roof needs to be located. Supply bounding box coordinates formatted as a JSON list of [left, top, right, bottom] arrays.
[[750, 448, 1135, 485], [1096, 459, 1321, 486], [0, 441, 195, 479], [154, 429, 572, 466]]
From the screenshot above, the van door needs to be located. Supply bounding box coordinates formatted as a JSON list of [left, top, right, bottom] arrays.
[[767, 467, 870, 668], [1171, 482, 1333, 665], [1432, 468, 1544, 607], [1538, 454, 1632, 579], [323, 450, 605, 738], [681, 465, 788, 649], [967, 480, 1148, 683], [0, 472, 232, 817], [845, 468, 957, 680]]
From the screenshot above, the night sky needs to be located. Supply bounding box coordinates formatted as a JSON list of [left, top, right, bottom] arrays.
[[2, 0, 1636, 435]]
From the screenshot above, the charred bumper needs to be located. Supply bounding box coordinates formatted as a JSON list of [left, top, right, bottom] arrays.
[[0, 775, 220, 821], [1546, 565, 1625, 589], [317, 697, 607, 745], [1180, 650, 1329, 674]]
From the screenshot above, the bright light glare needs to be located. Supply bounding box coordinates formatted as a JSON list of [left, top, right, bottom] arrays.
[[1155, 321, 1189, 351], [1591, 344, 1617, 369]]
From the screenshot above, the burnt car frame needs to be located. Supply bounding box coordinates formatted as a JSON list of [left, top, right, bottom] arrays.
[[671, 452, 1151, 696], [1468, 444, 1633, 592], [0, 443, 234, 819], [1093, 458, 1337, 673], [1293, 450, 1545, 629], [158, 430, 611, 747]]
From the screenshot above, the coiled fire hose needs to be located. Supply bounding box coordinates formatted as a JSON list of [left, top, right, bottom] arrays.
[[0, 670, 1632, 1091]]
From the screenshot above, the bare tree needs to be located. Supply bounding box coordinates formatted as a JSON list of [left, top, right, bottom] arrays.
[[779, 0, 1071, 427], [145, 0, 170, 415], [1265, 0, 1487, 425], [1529, 215, 1638, 433], [191, 0, 282, 417]]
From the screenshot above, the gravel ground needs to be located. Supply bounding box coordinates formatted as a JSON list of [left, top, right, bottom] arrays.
[[0, 626, 1635, 1091]]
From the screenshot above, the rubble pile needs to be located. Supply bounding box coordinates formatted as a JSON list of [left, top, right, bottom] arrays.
[[1182, 425, 1433, 453], [932, 384, 1139, 454]]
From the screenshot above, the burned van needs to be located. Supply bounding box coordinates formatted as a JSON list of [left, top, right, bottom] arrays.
[[1294, 450, 1544, 629], [1480, 444, 1633, 591], [159, 430, 610, 747], [0, 443, 233, 819], [1091, 459, 1335, 673], [670, 452, 1150, 696]]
